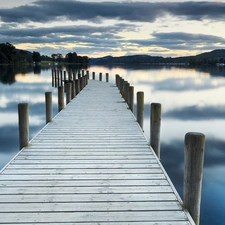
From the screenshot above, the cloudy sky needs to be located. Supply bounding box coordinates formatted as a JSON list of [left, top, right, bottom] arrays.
[[1, 0, 225, 58]]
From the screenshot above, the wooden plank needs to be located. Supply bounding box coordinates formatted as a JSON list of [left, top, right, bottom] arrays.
[[0, 211, 189, 223]]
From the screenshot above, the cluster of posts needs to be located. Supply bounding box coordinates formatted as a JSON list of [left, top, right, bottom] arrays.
[[116, 74, 205, 225], [18, 70, 205, 225]]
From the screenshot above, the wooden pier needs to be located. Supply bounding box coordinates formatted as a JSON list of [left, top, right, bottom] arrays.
[[0, 78, 196, 224]]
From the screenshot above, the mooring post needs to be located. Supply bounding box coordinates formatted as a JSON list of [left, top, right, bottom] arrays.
[[75, 79, 80, 95], [18, 103, 29, 150], [106, 73, 109, 82], [54, 70, 57, 87], [51, 69, 54, 87], [115, 74, 120, 87], [64, 71, 66, 83], [137, 91, 144, 130], [45, 92, 52, 124], [73, 72, 76, 81], [60, 70, 63, 86], [99, 72, 102, 81], [120, 79, 124, 96], [58, 86, 64, 112], [87, 70, 89, 79], [128, 86, 134, 113], [183, 132, 205, 225], [72, 80, 76, 99], [92, 72, 95, 80], [150, 103, 161, 159], [66, 83, 72, 104], [80, 77, 83, 90], [124, 82, 130, 103]]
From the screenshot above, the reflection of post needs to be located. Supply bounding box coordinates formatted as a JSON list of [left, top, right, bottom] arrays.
[[92, 72, 95, 80], [128, 86, 134, 113], [106, 73, 109, 82], [18, 103, 29, 150], [150, 103, 161, 159], [184, 132, 205, 225], [99, 72, 102, 81], [58, 86, 64, 112], [45, 92, 52, 124], [66, 83, 72, 104], [137, 92, 144, 130]]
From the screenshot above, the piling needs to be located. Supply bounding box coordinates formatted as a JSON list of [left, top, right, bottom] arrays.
[[99, 72, 102, 81], [124, 82, 130, 103], [128, 86, 134, 112], [106, 73, 109, 82], [60, 70, 63, 86], [66, 83, 72, 104], [75, 79, 80, 95], [18, 103, 29, 150], [150, 103, 161, 159], [45, 92, 52, 124], [183, 132, 205, 225], [58, 86, 64, 112], [137, 92, 144, 130], [71, 80, 76, 99], [92, 72, 95, 80]]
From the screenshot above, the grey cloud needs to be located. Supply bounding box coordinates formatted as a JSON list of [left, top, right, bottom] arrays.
[[1, 1, 225, 23]]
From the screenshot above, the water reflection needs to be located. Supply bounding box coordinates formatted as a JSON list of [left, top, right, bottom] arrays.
[[0, 64, 225, 225]]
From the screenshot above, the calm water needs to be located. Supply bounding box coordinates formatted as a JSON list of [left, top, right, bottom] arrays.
[[1, 64, 225, 225]]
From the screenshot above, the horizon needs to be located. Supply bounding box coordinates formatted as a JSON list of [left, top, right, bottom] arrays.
[[1, 1, 225, 58]]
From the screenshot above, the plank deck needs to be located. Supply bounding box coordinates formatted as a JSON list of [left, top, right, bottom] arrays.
[[0, 80, 195, 225]]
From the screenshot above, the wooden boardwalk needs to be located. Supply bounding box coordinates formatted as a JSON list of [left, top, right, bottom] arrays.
[[0, 79, 195, 224]]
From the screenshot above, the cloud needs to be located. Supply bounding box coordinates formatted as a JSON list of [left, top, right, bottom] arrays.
[[1, 1, 225, 23]]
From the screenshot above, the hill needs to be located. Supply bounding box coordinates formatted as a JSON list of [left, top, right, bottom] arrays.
[[90, 49, 225, 66]]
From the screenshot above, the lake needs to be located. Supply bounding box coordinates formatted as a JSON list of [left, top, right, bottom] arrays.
[[1, 64, 225, 225]]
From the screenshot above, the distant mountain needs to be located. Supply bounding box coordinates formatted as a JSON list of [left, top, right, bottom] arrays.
[[90, 49, 225, 65]]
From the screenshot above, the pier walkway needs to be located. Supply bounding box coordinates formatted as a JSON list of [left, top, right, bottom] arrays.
[[0, 79, 195, 224]]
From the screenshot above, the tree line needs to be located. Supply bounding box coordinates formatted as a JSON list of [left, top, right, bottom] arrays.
[[0, 43, 89, 65]]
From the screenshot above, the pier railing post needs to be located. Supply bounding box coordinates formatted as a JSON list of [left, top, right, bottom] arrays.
[[150, 103, 161, 159], [184, 132, 205, 225], [58, 86, 64, 112], [128, 86, 134, 113], [137, 91, 144, 130], [66, 82, 72, 104], [75, 79, 80, 95], [106, 73, 109, 82], [18, 103, 29, 150], [45, 92, 52, 124], [72, 80, 76, 99]]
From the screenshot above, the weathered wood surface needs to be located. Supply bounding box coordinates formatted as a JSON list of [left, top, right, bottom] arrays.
[[0, 80, 195, 225]]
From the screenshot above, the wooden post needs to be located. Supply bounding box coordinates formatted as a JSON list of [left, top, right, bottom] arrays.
[[92, 72, 95, 80], [80, 77, 83, 90], [58, 86, 64, 112], [99, 72, 102, 81], [183, 132, 205, 225], [73, 72, 76, 81], [66, 82, 72, 104], [18, 103, 29, 150], [150, 103, 161, 159], [52, 69, 54, 87], [75, 79, 80, 95], [124, 82, 130, 103], [54, 70, 57, 87], [137, 92, 144, 130], [64, 71, 66, 83], [87, 70, 89, 79], [115, 74, 120, 87], [72, 80, 76, 99], [120, 79, 124, 96], [57, 70, 60, 87], [128, 86, 134, 113], [45, 92, 52, 124], [106, 73, 109, 82], [60, 70, 63, 86]]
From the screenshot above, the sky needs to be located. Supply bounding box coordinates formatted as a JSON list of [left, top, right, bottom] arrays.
[[1, 0, 225, 58]]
